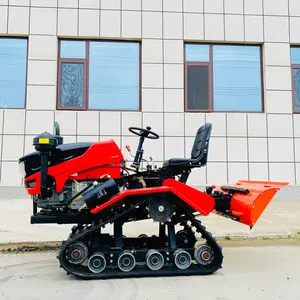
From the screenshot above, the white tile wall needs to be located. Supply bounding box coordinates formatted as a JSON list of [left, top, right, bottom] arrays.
[[0, 1, 298, 188]]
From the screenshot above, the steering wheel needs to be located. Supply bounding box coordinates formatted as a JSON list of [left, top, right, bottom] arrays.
[[128, 126, 159, 140]]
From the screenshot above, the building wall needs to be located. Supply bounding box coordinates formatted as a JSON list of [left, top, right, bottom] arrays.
[[0, 0, 299, 195]]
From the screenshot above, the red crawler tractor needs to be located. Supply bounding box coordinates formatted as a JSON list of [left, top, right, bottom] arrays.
[[19, 122, 288, 279]]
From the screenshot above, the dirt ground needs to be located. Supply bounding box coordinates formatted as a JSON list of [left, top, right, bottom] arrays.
[[0, 239, 299, 300]]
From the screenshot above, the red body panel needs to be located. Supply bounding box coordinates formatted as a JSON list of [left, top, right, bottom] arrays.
[[215, 180, 289, 227], [91, 178, 215, 216], [24, 140, 123, 194]]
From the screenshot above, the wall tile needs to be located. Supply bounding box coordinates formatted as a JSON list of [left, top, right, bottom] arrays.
[[30, 7, 57, 35], [1, 162, 22, 186], [204, 14, 224, 40], [26, 85, 56, 110], [225, 14, 244, 41], [227, 138, 248, 162], [207, 162, 227, 185], [143, 137, 164, 162], [226, 113, 247, 137], [296, 163, 300, 185], [100, 111, 121, 136], [183, 0, 203, 13], [268, 138, 294, 162], [142, 88, 164, 112], [58, 0, 78, 8], [289, 0, 300, 16], [142, 0, 162, 11], [164, 64, 184, 89], [164, 89, 184, 112], [77, 135, 99, 142], [54, 111, 77, 135], [142, 39, 163, 63], [57, 8, 77, 36], [204, 0, 223, 13], [244, 0, 262, 15], [265, 66, 292, 91], [10, 0, 30, 6], [27, 61, 57, 86], [0, 111, 3, 134], [164, 137, 184, 159], [184, 112, 205, 136], [248, 138, 268, 162], [28, 35, 58, 60], [164, 113, 184, 136], [264, 16, 289, 43], [142, 12, 162, 38], [164, 40, 184, 63], [0, 0, 8, 4], [295, 138, 300, 162], [247, 113, 267, 137], [78, 9, 99, 36], [24, 135, 37, 154], [207, 137, 227, 161], [184, 13, 204, 40], [267, 114, 293, 137], [206, 113, 226, 136], [31, 0, 58, 7], [265, 90, 292, 114], [163, 0, 183, 12], [3, 110, 25, 135], [77, 111, 99, 136], [2, 135, 24, 161], [224, 0, 243, 14], [142, 64, 163, 88], [249, 163, 269, 181], [101, 0, 120, 9], [264, 43, 291, 66], [244, 15, 263, 42], [79, 0, 99, 9], [228, 163, 249, 183], [25, 110, 54, 135], [8, 6, 29, 34], [294, 114, 300, 137], [163, 12, 183, 39], [187, 167, 206, 186], [142, 113, 163, 136], [122, 0, 141, 10], [290, 17, 300, 43], [0, 6, 7, 34], [263, 0, 288, 15], [121, 112, 142, 135], [100, 136, 120, 148], [269, 163, 295, 184], [122, 11, 141, 38], [100, 10, 121, 37]]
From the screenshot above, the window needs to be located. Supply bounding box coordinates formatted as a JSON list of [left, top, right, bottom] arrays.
[[0, 38, 27, 108], [58, 40, 140, 111], [291, 47, 300, 112], [184, 44, 263, 112]]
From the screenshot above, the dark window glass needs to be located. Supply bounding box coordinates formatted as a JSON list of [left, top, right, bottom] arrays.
[[187, 65, 209, 110], [0, 38, 27, 108], [60, 62, 84, 108], [293, 68, 300, 112]]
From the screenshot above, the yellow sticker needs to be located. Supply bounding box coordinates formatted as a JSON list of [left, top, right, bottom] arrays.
[[38, 138, 50, 144]]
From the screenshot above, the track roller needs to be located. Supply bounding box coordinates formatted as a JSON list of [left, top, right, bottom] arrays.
[[117, 250, 136, 272], [88, 252, 106, 273], [67, 242, 88, 265], [146, 249, 164, 271], [173, 249, 192, 270], [194, 244, 214, 266]]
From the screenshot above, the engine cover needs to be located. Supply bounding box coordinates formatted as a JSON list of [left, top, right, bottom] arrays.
[[147, 197, 175, 223]]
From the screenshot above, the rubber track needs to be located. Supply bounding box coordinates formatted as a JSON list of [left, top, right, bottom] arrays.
[[57, 199, 224, 279]]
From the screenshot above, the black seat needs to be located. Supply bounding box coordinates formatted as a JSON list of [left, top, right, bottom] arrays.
[[163, 123, 212, 168]]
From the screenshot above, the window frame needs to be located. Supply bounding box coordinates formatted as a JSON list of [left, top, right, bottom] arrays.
[[184, 43, 264, 113], [57, 39, 141, 112], [0, 37, 28, 110]]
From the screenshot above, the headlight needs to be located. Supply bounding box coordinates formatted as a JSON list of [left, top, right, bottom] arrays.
[[18, 161, 26, 177]]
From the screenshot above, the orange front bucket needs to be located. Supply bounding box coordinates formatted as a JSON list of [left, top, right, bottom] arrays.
[[216, 180, 289, 227]]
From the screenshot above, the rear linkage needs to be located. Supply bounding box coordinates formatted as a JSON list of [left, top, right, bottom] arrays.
[[57, 198, 223, 279]]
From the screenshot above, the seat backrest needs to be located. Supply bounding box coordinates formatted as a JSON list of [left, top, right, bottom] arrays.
[[190, 123, 212, 166]]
